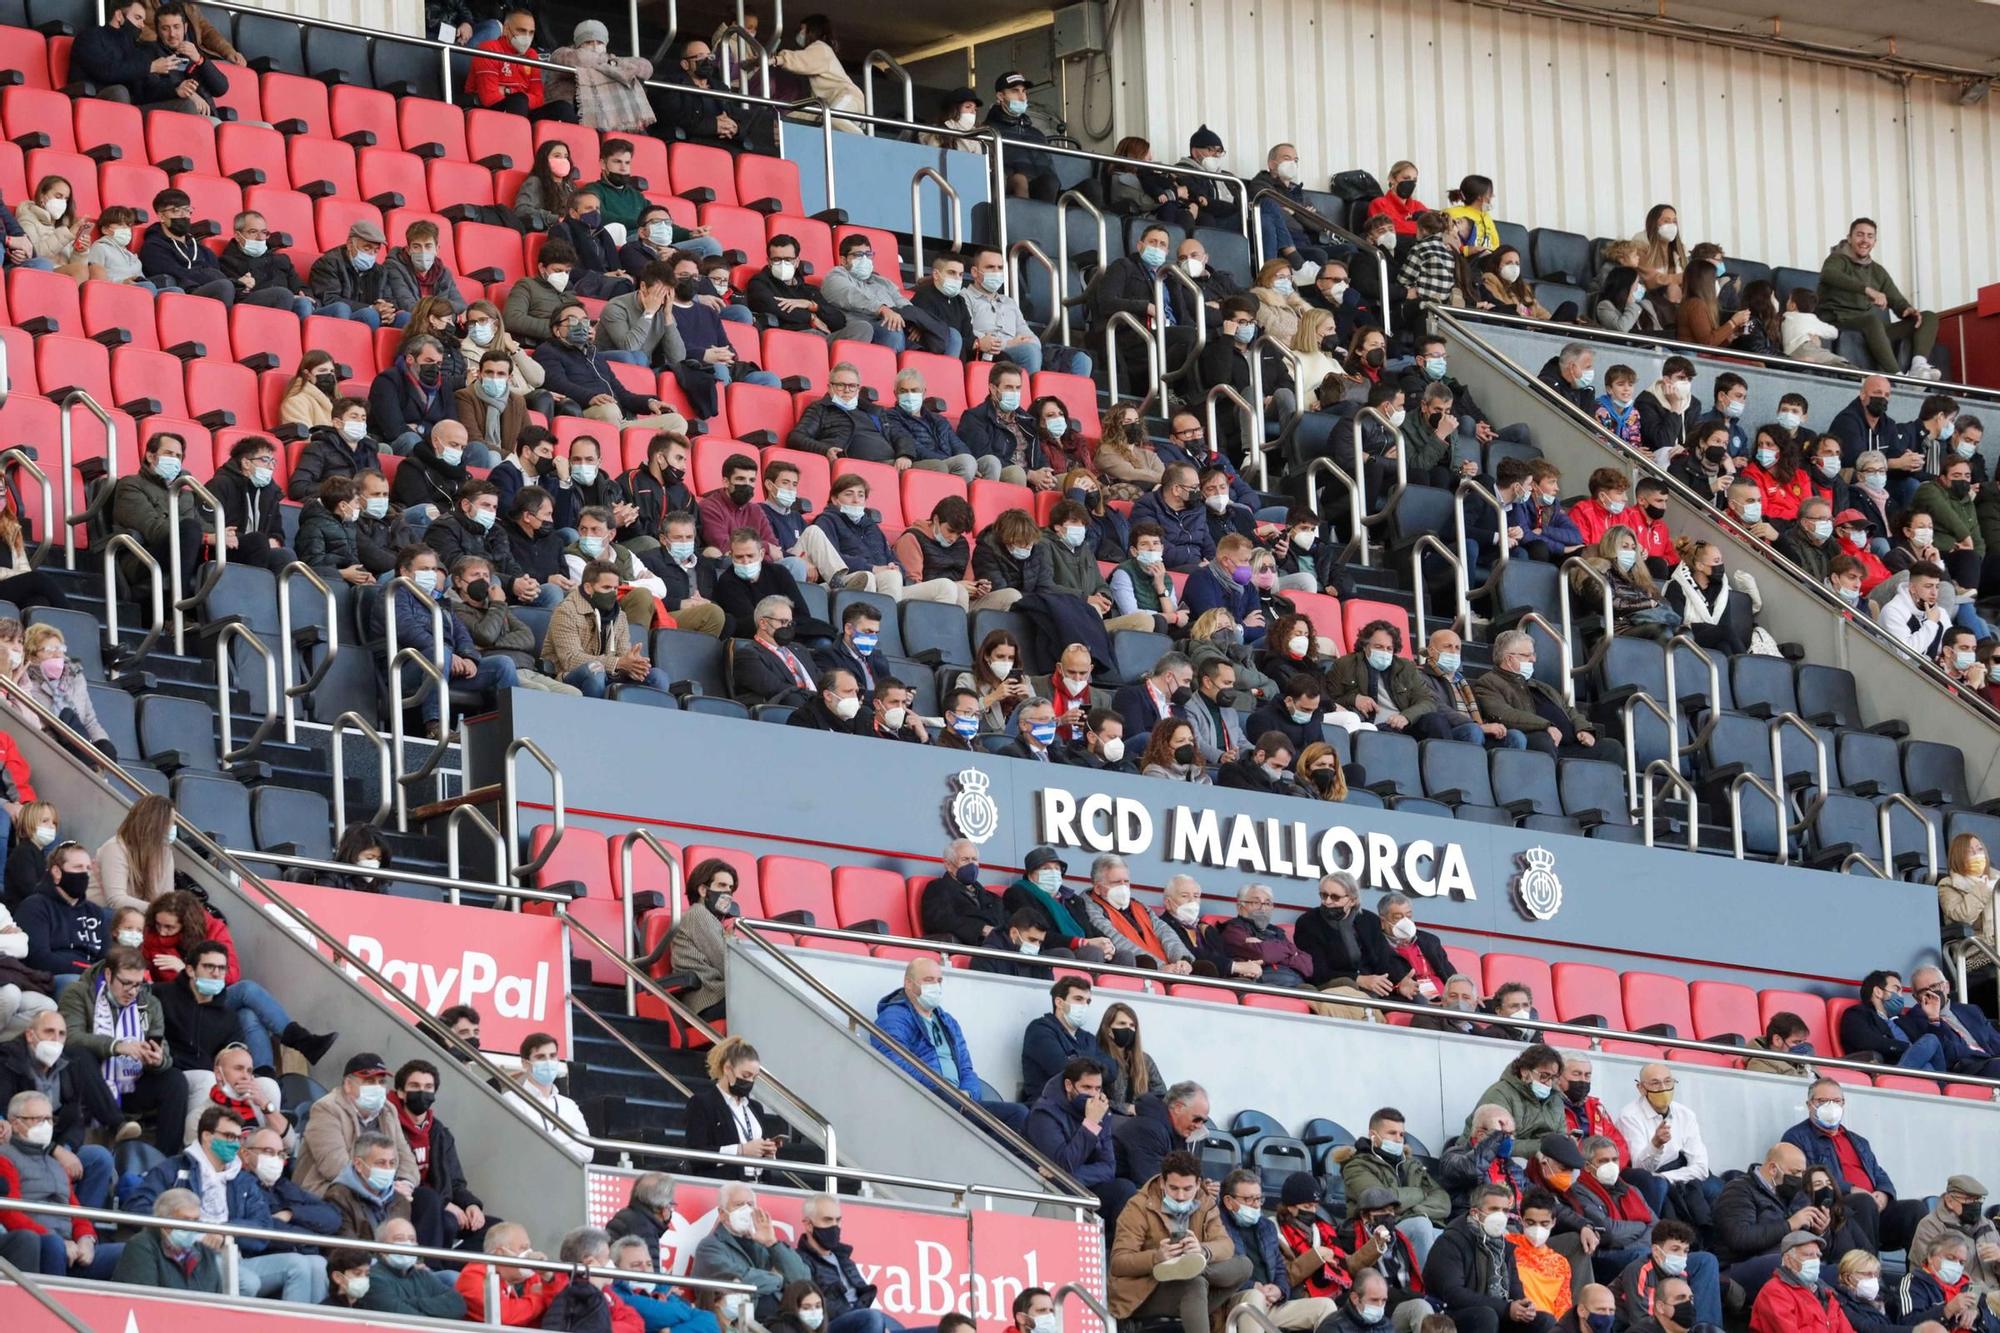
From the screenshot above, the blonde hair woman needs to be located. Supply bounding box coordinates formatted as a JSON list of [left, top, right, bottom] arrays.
[[1289, 307, 1352, 411], [1250, 258, 1312, 348], [1939, 832, 2000, 958], [684, 1033, 781, 1179], [1297, 741, 1348, 801]]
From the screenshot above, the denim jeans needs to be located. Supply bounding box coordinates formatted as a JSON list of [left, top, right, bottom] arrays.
[[526, 583, 564, 609], [73, 1143, 114, 1209], [715, 362, 782, 388], [677, 234, 725, 259], [996, 340, 1093, 380], [224, 979, 293, 1070], [600, 349, 650, 365], [720, 305, 754, 325], [241, 1252, 329, 1303], [565, 662, 673, 698], [1897, 1031, 1948, 1072], [403, 654, 519, 721]]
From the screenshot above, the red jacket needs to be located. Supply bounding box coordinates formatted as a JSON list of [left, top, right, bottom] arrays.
[[1836, 535, 1892, 593], [0, 732, 35, 805], [1563, 1095, 1631, 1168], [456, 1263, 557, 1326], [0, 1153, 95, 1240], [1278, 1214, 1354, 1299], [1750, 1277, 1856, 1333], [1364, 192, 1428, 237], [466, 38, 545, 109], [1741, 464, 1828, 524], [141, 914, 242, 986]]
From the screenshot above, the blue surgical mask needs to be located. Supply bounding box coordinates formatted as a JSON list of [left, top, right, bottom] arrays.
[[1377, 1138, 1404, 1158], [667, 539, 695, 562], [980, 270, 1005, 293], [1724, 400, 1745, 419], [897, 391, 924, 414], [1777, 411, 1803, 431], [1366, 648, 1393, 671], [1575, 368, 1595, 389], [1515, 660, 1535, 681], [167, 1228, 204, 1251], [838, 503, 867, 522], [1424, 357, 1447, 380], [241, 237, 267, 258], [154, 455, 182, 482], [1957, 650, 1978, 671], [1141, 245, 1166, 267], [1233, 322, 1256, 344], [1530, 1081, 1553, 1100], [1615, 548, 1637, 572], [1435, 651, 1460, 675], [193, 976, 226, 998], [366, 1165, 397, 1192], [365, 496, 389, 519], [1836, 585, 1860, 605], [998, 389, 1021, 413], [848, 255, 875, 280], [251, 465, 274, 488], [470, 507, 494, 530], [440, 446, 465, 468], [1036, 867, 1062, 891], [1046, 416, 1068, 438], [735, 560, 763, 581], [578, 535, 605, 557], [479, 377, 510, 402], [529, 1058, 561, 1087], [1811, 519, 1833, 541], [383, 1252, 418, 1273], [1937, 1259, 1965, 1285], [352, 249, 377, 273]]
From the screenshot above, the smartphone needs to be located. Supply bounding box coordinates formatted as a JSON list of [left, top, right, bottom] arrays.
[[768, 1134, 789, 1147]]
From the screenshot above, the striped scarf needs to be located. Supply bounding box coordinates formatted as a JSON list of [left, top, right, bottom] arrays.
[[94, 977, 145, 1095]]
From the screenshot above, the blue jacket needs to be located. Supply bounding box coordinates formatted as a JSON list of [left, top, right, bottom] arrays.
[[128, 1148, 289, 1254], [615, 1280, 722, 1333], [1892, 1266, 2000, 1330], [367, 356, 459, 443], [809, 508, 893, 570], [263, 1175, 343, 1241], [761, 499, 810, 555], [1220, 1210, 1292, 1297], [1155, 440, 1257, 507], [1828, 397, 1899, 469], [1111, 681, 1180, 744], [1900, 999, 2000, 1069], [886, 407, 973, 464], [871, 989, 980, 1098], [16, 883, 106, 975], [1181, 562, 1263, 638], [534, 340, 649, 415], [391, 586, 477, 661], [1128, 491, 1215, 569], [1020, 1012, 1110, 1100], [1505, 496, 1583, 555], [957, 401, 1043, 466], [1023, 1074, 1116, 1187], [1781, 1119, 1897, 1198]]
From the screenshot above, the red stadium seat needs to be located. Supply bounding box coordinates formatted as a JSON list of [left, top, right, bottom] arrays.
[[465, 108, 532, 171], [455, 221, 525, 285], [357, 147, 429, 212], [840, 459, 903, 532], [759, 855, 836, 925], [1947, 1083, 1997, 1103], [1872, 1073, 1937, 1095], [1666, 1046, 1737, 1069], [1758, 989, 1829, 1053], [736, 154, 803, 215], [141, 108, 217, 176], [426, 158, 495, 211], [1825, 997, 1859, 1056], [964, 360, 993, 409], [699, 203, 764, 264], [185, 361, 262, 432], [314, 197, 383, 254], [524, 825, 625, 984], [0, 141, 24, 206], [329, 85, 399, 151], [1031, 489, 1061, 525], [1689, 980, 1762, 1041], [80, 280, 157, 350], [1242, 992, 1310, 1013], [397, 100, 466, 162], [27, 148, 96, 216], [767, 214, 834, 280], [899, 351, 965, 415], [4, 87, 77, 152], [288, 136, 356, 199], [533, 121, 599, 182], [669, 142, 736, 206], [0, 26, 52, 90], [1033, 371, 1100, 439], [1622, 972, 1695, 1038], [839, 341, 898, 404], [262, 71, 332, 140], [208, 62, 262, 124], [686, 435, 738, 495], [306, 316, 381, 381], [834, 226, 907, 293], [1443, 945, 1483, 980], [242, 185, 316, 272], [624, 135, 668, 192], [760, 448, 831, 511], [833, 866, 912, 934], [1481, 953, 1554, 1009], [1551, 962, 1626, 1027], [100, 164, 168, 218], [899, 466, 965, 526], [1815, 1066, 1871, 1088], [141, 417, 211, 476], [11, 265, 80, 336], [157, 293, 231, 363], [229, 303, 303, 375], [1168, 982, 1241, 1005], [682, 844, 764, 917], [970, 479, 1033, 532], [1288, 591, 1343, 651], [725, 382, 794, 444], [110, 346, 190, 419], [173, 175, 244, 237], [760, 328, 828, 392], [1342, 598, 1410, 654], [36, 334, 110, 406], [216, 123, 290, 191]]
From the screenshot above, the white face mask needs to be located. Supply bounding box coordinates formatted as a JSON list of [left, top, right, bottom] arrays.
[[1525, 1224, 1551, 1247], [1099, 736, 1125, 764], [990, 660, 1013, 680], [1172, 901, 1200, 925], [44, 196, 66, 220], [725, 1204, 755, 1236], [1288, 634, 1311, 657], [1390, 917, 1417, 942], [1855, 1277, 1880, 1301], [880, 705, 907, 732], [1105, 884, 1132, 910], [546, 270, 570, 291]]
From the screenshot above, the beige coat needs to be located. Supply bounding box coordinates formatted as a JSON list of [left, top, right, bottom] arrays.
[[280, 382, 334, 430], [15, 200, 83, 265], [295, 1087, 420, 1197], [542, 588, 632, 678], [1249, 284, 1312, 349], [1108, 1174, 1235, 1318], [667, 899, 728, 1015], [458, 328, 546, 396], [88, 834, 175, 915], [1938, 870, 1999, 953]]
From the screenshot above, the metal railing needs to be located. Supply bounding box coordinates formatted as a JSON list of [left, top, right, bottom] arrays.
[[1641, 758, 1701, 852], [329, 709, 392, 835], [1102, 310, 1159, 408], [1455, 475, 1512, 604], [1662, 633, 1724, 755], [1055, 1283, 1120, 1333], [1879, 790, 1941, 878], [1152, 264, 1209, 385], [229, 847, 568, 908], [1009, 239, 1063, 342], [1512, 610, 1575, 704], [1410, 534, 1467, 642], [505, 736, 565, 883], [212, 620, 277, 763], [1350, 404, 1408, 566], [0, 447, 53, 570], [56, 389, 114, 571], [742, 917, 2000, 1093], [1557, 555, 1618, 682], [447, 803, 508, 894], [382, 573, 449, 829], [276, 561, 336, 745], [909, 168, 960, 280], [1730, 770, 1788, 861], [860, 49, 913, 131], [1245, 334, 1302, 489], [1300, 455, 1366, 563], [1622, 691, 1681, 811], [618, 827, 685, 1012], [1055, 190, 1108, 339], [98, 532, 163, 665], [1205, 384, 1257, 489], [165, 473, 225, 657]]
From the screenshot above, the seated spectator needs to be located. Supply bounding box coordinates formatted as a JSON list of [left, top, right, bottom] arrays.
[[1820, 217, 1942, 378], [1475, 631, 1621, 762], [1336, 1107, 1448, 1263], [607, 1172, 685, 1269], [623, 206, 722, 277], [1215, 882, 1312, 986], [468, 6, 577, 122], [13, 174, 86, 280], [1783, 287, 1852, 367], [1021, 974, 1109, 1093], [1108, 1150, 1251, 1333], [1024, 1057, 1136, 1218], [1677, 261, 1751, 347], [19, 840, 105, 984], [1595, 267, 1665, 335], [748, 234, 851, 340], [1, 1084, 121, 1275], [1507, 460, 1586, 562], [533, 302, 686, 432], [56, 942, 187, 1150], [132, 188, 231, 304], [1911, 455, 1987, 592], [820, 235, 954, 354], [1664, 538, 1756, 655], [1739, 1011, 1816, 1077], [543, 25, 653, 132], [506, 1031, 591, 1162], [1711, 1147, 1830, 1300], [863, 676, 927, 743], [318, 1126, 413, 1241], [971, 511, 1062, 617], [108, 432, 203, 589], [309, 220, 404, 330], [1322, 619, 1434, 736], [694, 1180, 814, 1320], [788, 668, 871, 734], [1637, 359, 1701, 469], [682, 1034, 785, 1183], [1217, 731, 1306, 798], [444, 554, 574, 694], [919, 842, 1012, 948], [378, 545, 521, 737], [1423, 1181, 1558, 1331], [77, 1, 225, 113], [0, 1008, 116, 1208], [871, 957, 1029, 1131], [82, 205, 143, 285], [1216, 1167, 1342, 1329], [1243, 671, 1328, 756], [1836, 968, 1948, 1073], [1746, 1231, 1846, 1331], [660, 859, 735, 1023], [1904, 964, 2000, 1077], [1424, 627, 1527, 747], [205, 436, 293, 573], [1549, 1133, 1656, 1279], [663, 34, 775, 150], [543, 560, 672, 698], [790, 1195, 903, 1333], [729, 594, 821, 708], [1508, 1194, 1575, 1321], [701, 457, 791, 574], [1533, 341, 1597, 416], [969, 909, 1049, 979], [425, 475, 548, 606], [1876, 560, 1952, 660], [289, 397, 386, 503], [511, 140, 577, 234], [352, 1215, 465, 1318], [458, 351, 533, 459], [388, 1059, 487, 1252], [1570, 528, 1681, 639], [111, 1187, 217, 1289], [884, 370, 992, 482], [505, 240, 587, 346], [1141, 718, 1211, 785], [547, 186, 634, 301], [1481, 248, 1550, 319], [804, 473, 953, 602], [456, 1221, 559, 1324]]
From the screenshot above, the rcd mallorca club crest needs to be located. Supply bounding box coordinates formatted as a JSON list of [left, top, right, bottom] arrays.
[[1512, 846, 1563, 921], [945, 769, 999, 844]]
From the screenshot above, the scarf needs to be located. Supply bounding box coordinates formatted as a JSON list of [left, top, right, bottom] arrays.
[[1051, 675, 1090, 741], [1480, 1228, 1511, 1298], [209, 1080, 259, 1125], [94, 976, 145, 1095], [1667, 563, 1730, 626], [394, 1095, 434, 1173], [1015, 878, 1087, 939], [1093, 895, 1166, 960]]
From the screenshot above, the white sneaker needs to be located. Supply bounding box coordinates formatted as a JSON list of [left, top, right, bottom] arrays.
[[1911, 356, 1943, 381]]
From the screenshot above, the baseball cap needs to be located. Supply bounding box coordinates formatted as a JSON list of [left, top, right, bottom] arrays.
[[342, 1052, 389, 1078], [993, 71, 1029, 93]]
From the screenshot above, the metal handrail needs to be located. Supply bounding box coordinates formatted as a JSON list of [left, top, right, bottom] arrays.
[[1663, 633, 1724, 753], [618, 828, 685, 1014], [212, 620, 277, 763], [1558, 555, 1619, 681], [1153, 263, 1209, 382], [1055, 1283, 1120, 1333], [1410, 534, 1467, 643], [1455, 476, 1511, 603], [1511, 610, 1576, 705], [1245, 335, 1302, 490], [1768, 711, 1831, 809], [1730, 770, 1788, 862], [1840, 850, 1892, 879], [1621, 692, 1681, 812], [1945, 932, 2000, 1007], [56, 388, 114, 571], [1054, 190, 1108, 315], [730, 920, 1097, 1207], [1642, 759, 1701, 852], [740, 917, 2000, 1090], [382, 573, 449, 829], [0, 447, 53, 569], [505, 736, 566, 882], [275, 561, 337, 745], [99, 532, 164, 665], [228, 847, 568, 904], [1228, 1299, 1287, 1333], [570, 991, 694, 1099], [1009, 239, 1063, 343], [447, 804, 509, 899], [166, 472, 226, 657], [1878, 790, 1940, 878], [860, 49, 913, 131], [909, 168, 960, 281], [1244, 185, 1393, 339], [1300, 456, 1366, 564], [713, 22, 773, 104], [806, 98, 835, 212], [1205, 385, 1257, 488], [329, 710, 392, 834], [1350, 404, 1408, 563], [1103, 310, 1160, 407]]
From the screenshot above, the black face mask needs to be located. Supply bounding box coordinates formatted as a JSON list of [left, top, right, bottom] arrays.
[[1169, 684, 1194, 707], [1775, 1173, 1803, 1204], [401, 1089, 435, 1116], [164, 217, 189, 237], [1320, 336, 1342, 355], [416, 363, 441, 386], [728, 1077, 755, 1098], [660, 463, 685, 484], [1172, 742, 1197, 765], [465, 577, 491, 603], [1952, 479, 1972, 500], [1644, 503, 1666, 521], [1704, 446, 1728, 466], [1866, 395, 1890, 417], [728, 483, 754, 505], [1961, 1202, 1984, 1226], [314, 372, 338, 396], [771, 624, 795, 645], [602, 171, 629, 189], [1364, 347, 1386, 368], [1564, 1079, 1591, 1103], [1668, 1300, 1695, 1327], [673, 277, 697, 302], [58, 869, 89, 899], [1395, 178, 1417, 199], [811, 1225, 841, 1250], [689, 56, 717, 80], [1812, 1186, 1837, 1209], [1213, 687, 1242, 709], [1110, 1027, 1135, 1049]]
